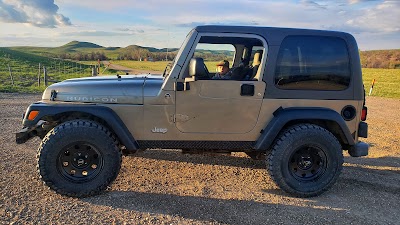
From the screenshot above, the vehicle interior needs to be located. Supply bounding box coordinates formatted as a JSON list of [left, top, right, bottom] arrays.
[[182, 36, 266, 81]]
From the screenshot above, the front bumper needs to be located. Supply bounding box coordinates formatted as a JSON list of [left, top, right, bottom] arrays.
[[16, 120, 46, 144]]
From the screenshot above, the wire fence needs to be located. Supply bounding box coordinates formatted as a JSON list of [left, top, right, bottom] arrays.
[[0, 60, 97, 88]]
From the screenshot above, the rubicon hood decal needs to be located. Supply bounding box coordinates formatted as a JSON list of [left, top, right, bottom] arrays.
[[42, 75, 164, 104]]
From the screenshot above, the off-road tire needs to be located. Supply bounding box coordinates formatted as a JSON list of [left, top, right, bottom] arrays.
[[37, 120, 122, 197], [267, 123, 343, 197]]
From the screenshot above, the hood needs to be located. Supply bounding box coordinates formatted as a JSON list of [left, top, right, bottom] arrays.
[[42, 74, 164, 104]]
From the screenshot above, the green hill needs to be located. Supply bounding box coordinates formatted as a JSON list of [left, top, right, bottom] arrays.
[[62, 41, 103, 48], [120, 44, 178, 53], [8, 41, 180, 61], [56, 41, 103, 52], [10, 41, 399, 69]]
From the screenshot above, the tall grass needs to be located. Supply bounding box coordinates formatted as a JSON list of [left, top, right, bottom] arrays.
[[362, 68, 400, 98], [0, 48, 93, 92]]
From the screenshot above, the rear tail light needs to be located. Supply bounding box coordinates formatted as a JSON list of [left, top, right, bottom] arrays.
[[361, 106, 367, 121]]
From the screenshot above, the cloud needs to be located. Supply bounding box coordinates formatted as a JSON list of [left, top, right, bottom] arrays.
[[300, 0, 327, 9], [114, 28, 145, 34], [344, 1, 400, 33], [62, 30, 132, 37], [0, 0, 71, 28], [348, 0, 380, 4], [175, 21, 260, 28], [1, 0, 399, 50]]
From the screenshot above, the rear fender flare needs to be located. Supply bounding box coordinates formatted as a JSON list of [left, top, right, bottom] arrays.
[[254, 107, 354, 151]]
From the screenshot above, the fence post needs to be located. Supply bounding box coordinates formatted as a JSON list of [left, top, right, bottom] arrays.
[[369, 79, 376, 96], [43, 66, 48, 87], [38, 63, 41, 86], [8, 64, 14, 86], [92, 66, 97, 76]]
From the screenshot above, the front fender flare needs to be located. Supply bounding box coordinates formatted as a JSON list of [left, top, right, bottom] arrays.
[[22, 103, 139, 150]]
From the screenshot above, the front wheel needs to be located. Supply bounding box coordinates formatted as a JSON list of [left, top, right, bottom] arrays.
[[267, 124, 343, 197], [37, 120, 122, 197]]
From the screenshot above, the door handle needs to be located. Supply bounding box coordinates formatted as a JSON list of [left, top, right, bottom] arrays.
[[241, 84, 255, 96]]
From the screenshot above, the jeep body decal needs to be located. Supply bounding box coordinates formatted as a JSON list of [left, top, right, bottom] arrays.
[[65, 96, 118, 103]]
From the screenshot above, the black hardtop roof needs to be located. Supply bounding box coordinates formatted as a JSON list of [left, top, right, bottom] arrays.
[[195, 25, 347, 34], [194, 25, 351, 42], [193, 25, 362, 101]]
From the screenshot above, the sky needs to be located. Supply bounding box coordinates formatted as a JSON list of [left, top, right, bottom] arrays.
[[0, 0, 399, 50]]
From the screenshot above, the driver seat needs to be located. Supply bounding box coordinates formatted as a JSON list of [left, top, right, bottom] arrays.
[[189, 57, 210, 80]]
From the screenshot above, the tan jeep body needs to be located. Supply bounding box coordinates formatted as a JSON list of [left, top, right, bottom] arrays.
[[16, 26, 369, 197]]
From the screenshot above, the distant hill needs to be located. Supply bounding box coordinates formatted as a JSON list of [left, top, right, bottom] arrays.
[[8, 41, 181, 61], [360, 49, 400, 69], [104, 47, 120, 51], [58, 41, 103, 51], [4, 41, 400, 68], [122, 44, 179, 53]]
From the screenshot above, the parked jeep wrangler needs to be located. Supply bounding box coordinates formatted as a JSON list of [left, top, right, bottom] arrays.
[[16, 25, 369, 198]]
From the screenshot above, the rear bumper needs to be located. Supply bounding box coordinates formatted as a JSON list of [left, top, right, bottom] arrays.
[[348, 141, 369, 157]]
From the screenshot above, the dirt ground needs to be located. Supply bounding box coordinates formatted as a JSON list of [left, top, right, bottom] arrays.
[[0, 94, 399, 225]]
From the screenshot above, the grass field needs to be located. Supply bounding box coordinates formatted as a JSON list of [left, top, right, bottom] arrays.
[[362, 68, 400, 98], [0, 48, 93, 93], [101, 63, 400, 98], [1, 55, 399, 98], [80, 60, 220, 73], [110, 60, 170, 72]]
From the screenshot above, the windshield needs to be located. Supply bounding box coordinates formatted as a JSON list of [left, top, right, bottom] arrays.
[[163, 29, 196, 79]]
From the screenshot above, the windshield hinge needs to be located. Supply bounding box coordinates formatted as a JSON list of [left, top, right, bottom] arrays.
[[170, 114, 176, 123]]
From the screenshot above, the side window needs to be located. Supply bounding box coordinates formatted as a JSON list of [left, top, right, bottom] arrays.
[[275, 36, 350, 91], [184, 36, 266, 81], [249, 46, 264, 66], [194, 43, 235, 75]]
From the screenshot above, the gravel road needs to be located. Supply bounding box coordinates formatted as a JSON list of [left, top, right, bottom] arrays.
[[1, 93, 399, 225]]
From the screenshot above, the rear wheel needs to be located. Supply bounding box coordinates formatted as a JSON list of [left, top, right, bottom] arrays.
[[37, 120, 122, 197], [267, 124, 343, 197]]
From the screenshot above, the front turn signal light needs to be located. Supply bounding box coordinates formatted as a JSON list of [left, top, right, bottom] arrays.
[[27, 110, 39, 120]]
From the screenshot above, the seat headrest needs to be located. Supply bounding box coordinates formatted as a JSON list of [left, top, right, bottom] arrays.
[[189, 57, 209, 79], [252, 50, 263, 67]]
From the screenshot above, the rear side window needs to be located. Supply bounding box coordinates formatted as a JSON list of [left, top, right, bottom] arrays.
[[275, 36, 350, 91]]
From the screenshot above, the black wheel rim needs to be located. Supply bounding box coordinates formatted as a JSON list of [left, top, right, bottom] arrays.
[[57, 142, 103, 182], [289, 145, 327, 181]]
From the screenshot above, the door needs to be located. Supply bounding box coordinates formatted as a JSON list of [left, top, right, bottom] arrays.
[[175, 80, 265, 134]]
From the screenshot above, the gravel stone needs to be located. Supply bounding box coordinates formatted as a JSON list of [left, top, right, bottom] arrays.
[[0, 93, 399, 224]]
